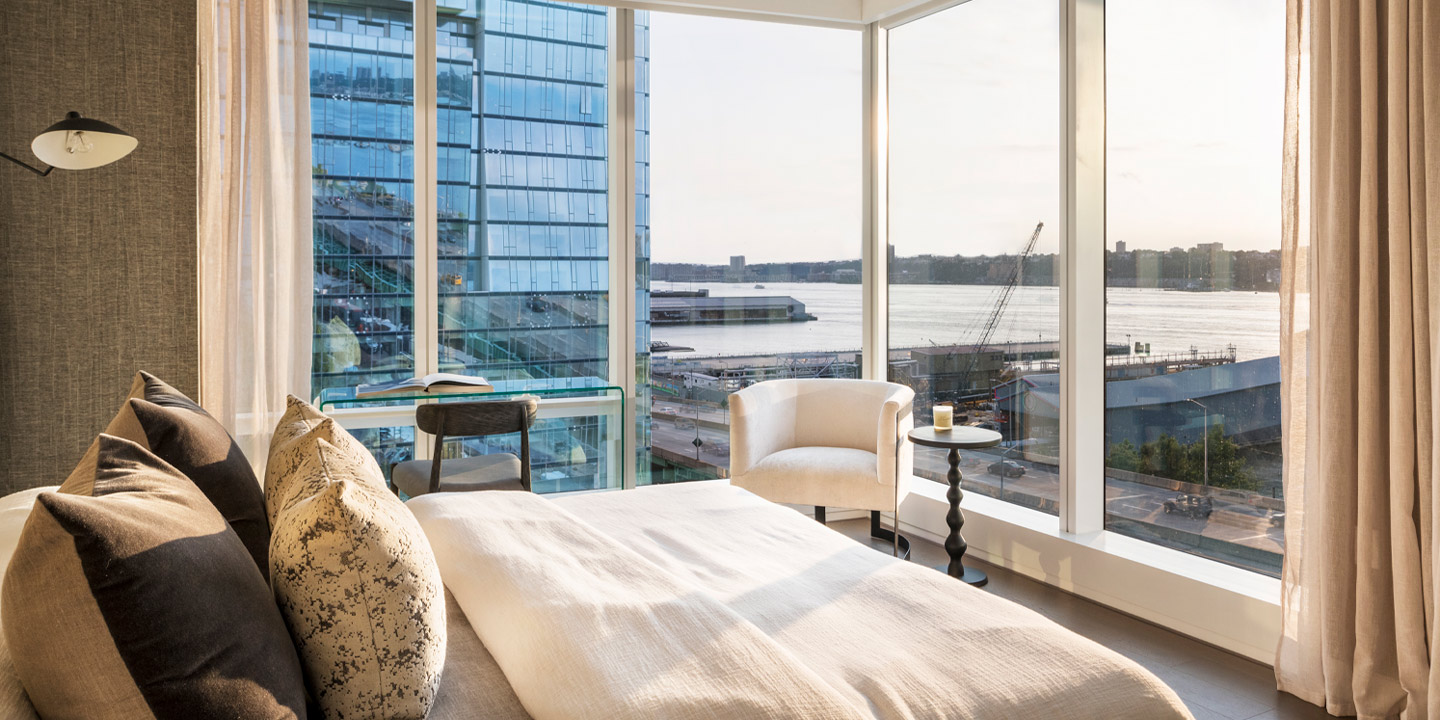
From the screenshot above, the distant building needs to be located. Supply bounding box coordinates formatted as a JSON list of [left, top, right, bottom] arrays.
[[726, 255, 746, 283], [1115, 241, 1127, 253], [996, 356, 1281, 451], [651, 293, 815, 325]]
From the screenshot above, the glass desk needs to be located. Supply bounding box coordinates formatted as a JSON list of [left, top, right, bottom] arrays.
[[318, 378, 627, 492], [316, 376, 625, 414]]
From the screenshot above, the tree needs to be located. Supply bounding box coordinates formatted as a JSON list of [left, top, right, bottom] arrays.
[[1106, 440, 1140, 472], [1108, 428, 1258, 492]]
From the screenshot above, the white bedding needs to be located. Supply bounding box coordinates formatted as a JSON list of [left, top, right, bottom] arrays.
[[411, 481, 1193, 720]]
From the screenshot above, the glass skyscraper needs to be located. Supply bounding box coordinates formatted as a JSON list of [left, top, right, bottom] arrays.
[[308, 0, 649, 488]]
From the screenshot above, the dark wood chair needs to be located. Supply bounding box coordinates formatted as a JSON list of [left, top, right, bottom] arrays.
[[389, 397, 539, 498]]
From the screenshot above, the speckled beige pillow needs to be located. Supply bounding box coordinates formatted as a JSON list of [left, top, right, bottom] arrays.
[[269, 434, 446, 720], [264, 394, 385, 526]]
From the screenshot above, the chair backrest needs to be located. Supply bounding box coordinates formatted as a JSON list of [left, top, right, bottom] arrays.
[[417, 398, 539, 493], [415, 398, 538, 438], [787, 379, 912, 452]]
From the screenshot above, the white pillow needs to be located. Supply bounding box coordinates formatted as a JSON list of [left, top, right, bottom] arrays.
[[0, 487, 58, 720]]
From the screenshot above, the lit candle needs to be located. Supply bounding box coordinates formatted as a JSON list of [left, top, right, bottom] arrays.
[[934, 405, 954, 431]]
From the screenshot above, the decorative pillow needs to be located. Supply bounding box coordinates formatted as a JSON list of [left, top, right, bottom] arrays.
[[2, 435, 307, 720], [270, 434, 446, 720], [0, 487, 53, 720], [264, 395, 385, 526], [82, 370, 270, 578]]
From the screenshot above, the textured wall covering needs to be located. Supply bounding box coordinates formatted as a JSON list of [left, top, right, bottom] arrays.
[[0, 0, 198, 492]]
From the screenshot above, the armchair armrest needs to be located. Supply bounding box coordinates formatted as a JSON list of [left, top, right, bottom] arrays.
[[875, 386, 915, 490]]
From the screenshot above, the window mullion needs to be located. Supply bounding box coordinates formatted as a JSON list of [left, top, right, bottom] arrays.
[[1059, 0, 1106, 534], [862, 22, 888, 381], [607, 8, 638, 489], [414, 0, 440, 461]]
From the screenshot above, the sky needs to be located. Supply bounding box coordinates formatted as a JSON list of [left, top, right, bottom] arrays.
[[647, 0, 1286, 265]]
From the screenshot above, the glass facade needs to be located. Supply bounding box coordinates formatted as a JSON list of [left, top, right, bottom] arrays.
[[310, 0, 645, 490], [886, 0, 1063, 516], [309, 0, 419, 472], [1103, 0, 1285, 575], [304, 0, 1286, 579]]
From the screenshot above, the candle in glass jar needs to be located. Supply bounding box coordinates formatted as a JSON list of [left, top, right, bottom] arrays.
[[934, 405, 954, 430]]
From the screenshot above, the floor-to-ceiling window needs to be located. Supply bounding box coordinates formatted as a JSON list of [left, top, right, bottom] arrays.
[[309, 0, 636, 491], [639, 12, 862, 483], [1103, 0, 1285, 575], [431, 0, 624, 492], [886, 0, 1063, 515]]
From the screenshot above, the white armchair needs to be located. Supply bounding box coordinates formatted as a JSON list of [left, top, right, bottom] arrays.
[[729, 378, 915, 557]]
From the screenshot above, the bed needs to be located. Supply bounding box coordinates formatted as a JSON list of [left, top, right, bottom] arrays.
[[416, 481, 1193, 720]]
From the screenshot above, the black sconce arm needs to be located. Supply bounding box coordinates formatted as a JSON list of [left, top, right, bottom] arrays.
[[0, 151, 53, 177]]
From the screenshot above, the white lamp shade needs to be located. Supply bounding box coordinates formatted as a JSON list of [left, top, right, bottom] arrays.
[[30, 113, 137, 170]]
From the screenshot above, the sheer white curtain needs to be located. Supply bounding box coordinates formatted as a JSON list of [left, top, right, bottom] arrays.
[[198, 0, 312, 472], [1276, 0, 1440, 717]]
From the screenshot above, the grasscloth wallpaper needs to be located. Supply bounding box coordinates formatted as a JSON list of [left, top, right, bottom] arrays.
[[0, 0, 198, 493]]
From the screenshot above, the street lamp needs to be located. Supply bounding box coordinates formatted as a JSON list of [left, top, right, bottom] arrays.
[[1186, 398, 1209, 488]]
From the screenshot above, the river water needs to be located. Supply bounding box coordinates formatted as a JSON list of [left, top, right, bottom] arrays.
[[651, 281, 1281, 361]]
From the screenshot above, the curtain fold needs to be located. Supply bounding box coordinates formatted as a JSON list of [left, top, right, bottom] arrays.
[[198, 0, 313, 473], [1277, 0, 1440, 718]]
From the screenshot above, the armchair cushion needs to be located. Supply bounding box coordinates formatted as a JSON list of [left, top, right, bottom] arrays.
[[735, 447, 897, 511]]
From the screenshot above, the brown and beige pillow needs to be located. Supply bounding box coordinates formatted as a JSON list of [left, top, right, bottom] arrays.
[[79, 371, 270, 578], [269, 429, 446, 720], [2, 435, 307, 720], [264, 395, 386, 525]]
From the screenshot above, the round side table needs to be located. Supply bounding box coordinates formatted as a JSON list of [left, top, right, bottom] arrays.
[[908, 425, 1002, 587]]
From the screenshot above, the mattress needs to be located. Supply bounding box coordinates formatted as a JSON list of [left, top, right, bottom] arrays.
[[416, 481, 1193, 719]]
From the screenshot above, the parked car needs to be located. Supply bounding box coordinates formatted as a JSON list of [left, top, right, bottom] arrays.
[[987, 460, 1026, 478], [1162, 494, 1214, 520]]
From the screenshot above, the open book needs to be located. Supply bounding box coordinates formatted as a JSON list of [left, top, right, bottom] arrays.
[[354, 373, 493, 399]]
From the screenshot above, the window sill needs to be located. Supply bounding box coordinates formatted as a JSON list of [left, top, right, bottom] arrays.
[[898, 477, 1281, 664]]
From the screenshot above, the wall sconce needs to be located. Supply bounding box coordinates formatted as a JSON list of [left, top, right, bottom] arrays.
[[1, 112, 137, 177]]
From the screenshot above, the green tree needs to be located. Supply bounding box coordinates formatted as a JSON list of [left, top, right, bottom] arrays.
[[1118, 427, 1259, 492], [1105, 440, 1140, 471]]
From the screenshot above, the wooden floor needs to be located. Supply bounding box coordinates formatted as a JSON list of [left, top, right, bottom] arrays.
[[831, 518, 1342, 720]]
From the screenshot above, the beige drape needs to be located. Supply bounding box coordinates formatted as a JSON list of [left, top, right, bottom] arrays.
[[197, 0, 312, 472], [1277, 0, 1440, 718]]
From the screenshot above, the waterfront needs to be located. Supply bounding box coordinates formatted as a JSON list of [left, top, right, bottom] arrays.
[[652, 281, 1281, 360]]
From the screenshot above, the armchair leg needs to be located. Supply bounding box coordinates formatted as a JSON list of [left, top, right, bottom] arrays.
[[870, 510, 911, 561], [814, 506, 826, 524]]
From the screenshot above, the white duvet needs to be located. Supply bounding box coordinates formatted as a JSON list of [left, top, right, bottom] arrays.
[[409, 481, 1192, 720]]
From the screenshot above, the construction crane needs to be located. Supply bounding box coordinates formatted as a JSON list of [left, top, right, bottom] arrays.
[[954, 221, 1044, 402]]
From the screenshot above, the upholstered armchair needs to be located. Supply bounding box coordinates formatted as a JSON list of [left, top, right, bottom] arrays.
[[729, 378, 915, 557]]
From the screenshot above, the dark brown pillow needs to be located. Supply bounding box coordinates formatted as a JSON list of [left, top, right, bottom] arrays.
[[2, 434, 307, 720], [92, 370, 270, 578]]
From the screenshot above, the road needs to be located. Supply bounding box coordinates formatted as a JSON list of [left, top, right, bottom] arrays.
[[649, 410, 1283, 571]]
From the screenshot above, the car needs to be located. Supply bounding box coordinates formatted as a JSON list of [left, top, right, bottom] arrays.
[[1162, 494, 1214, 520], [1269, 511, 1285, 528], [987, 460, 1026, 478]]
